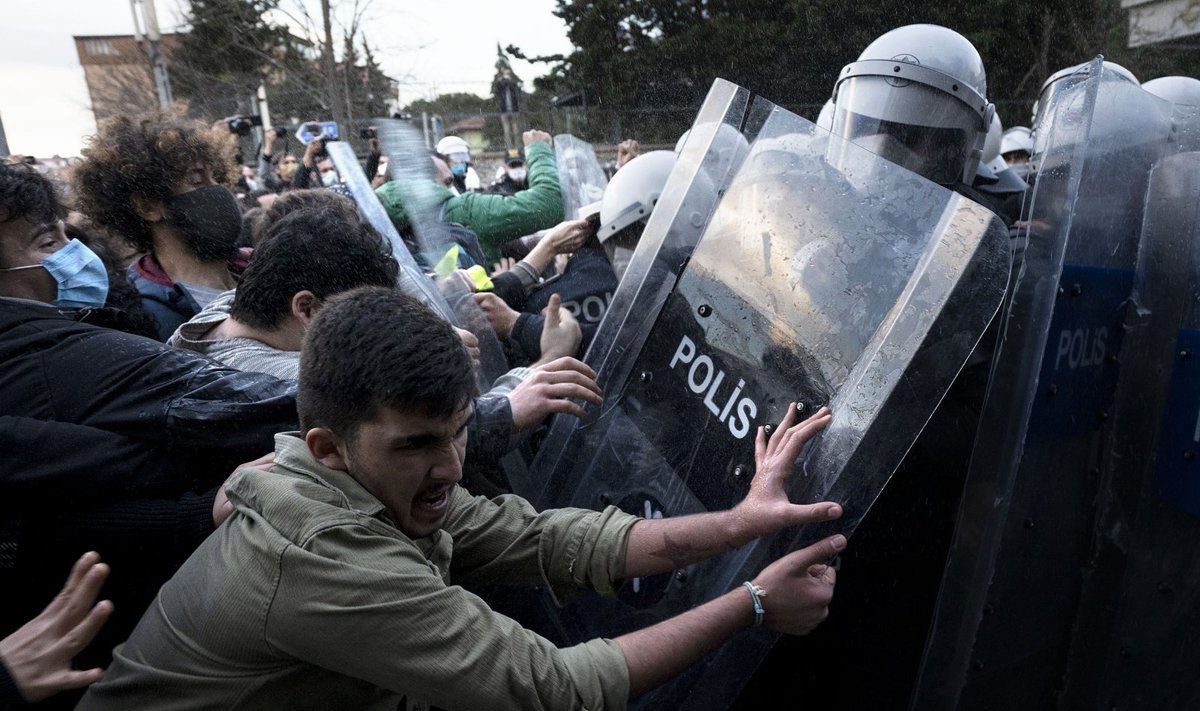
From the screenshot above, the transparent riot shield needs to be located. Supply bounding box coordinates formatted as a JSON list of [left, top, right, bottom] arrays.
[[529, 81, 1010, 711], [1056, 149, 1200, 708], [554, 134, 607, 219], [526, 79, 752, 502], [329, 130, 530, 493], [913, 61, 1181, 710], [372, 120, 512, 384], [325, 140, 456, 324]]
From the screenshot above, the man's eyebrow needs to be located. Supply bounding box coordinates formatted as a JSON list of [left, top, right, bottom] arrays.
[[388, 410, 473, 449], [27, 222, 60, 243]]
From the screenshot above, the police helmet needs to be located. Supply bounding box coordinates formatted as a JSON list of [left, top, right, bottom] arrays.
[[831, 24, 994, 186], [1000, 126, 1034, 159], [1141, 76, 1200, 107], [598, 150, 677, 243], [435, 135, 471, 162], [816, 99, 836, 132], [1030, 60, 1138, 131]]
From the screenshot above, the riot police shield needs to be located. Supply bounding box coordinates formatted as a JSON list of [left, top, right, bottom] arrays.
[[913, 61, 1183, 710], [1056, 146, 1200, 707], [325, 140, 455, 324], [526, 78, 752, 502], [372, 120, 511, 384], [554, 134, 607, 219], [329, 128, 529, 493], [529, 81, 1011, 711]]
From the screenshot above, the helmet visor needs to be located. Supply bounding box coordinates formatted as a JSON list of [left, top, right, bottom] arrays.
[[833, 75, 983, 184], [834, 108, 975, 185]]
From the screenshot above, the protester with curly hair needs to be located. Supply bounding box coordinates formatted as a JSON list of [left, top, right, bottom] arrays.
[[72, 109, 247, 340]]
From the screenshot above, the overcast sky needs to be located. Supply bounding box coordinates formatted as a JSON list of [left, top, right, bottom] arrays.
[[0, 0, 574, 157]]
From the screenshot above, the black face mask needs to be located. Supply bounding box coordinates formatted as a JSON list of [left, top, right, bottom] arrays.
[[165, 185, 243, 262]]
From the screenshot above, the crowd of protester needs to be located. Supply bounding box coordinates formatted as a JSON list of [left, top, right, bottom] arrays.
[[1, 18, 1197, 711]]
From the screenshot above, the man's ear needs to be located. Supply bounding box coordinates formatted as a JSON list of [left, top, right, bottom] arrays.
[[130, 193, 167, 224], [291, 290, 320, 326], [305, 427, 348, 471]]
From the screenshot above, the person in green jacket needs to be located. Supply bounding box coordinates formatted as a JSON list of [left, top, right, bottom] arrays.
[[377, 130, 564, 264]]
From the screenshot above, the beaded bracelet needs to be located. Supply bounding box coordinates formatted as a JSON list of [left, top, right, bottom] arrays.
[[742, 581, 767, 627]]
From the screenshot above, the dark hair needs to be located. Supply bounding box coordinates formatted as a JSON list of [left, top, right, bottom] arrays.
[[63, 222, 161, 339], [71, 108, 235, 253], [298, 287, 477, 441], [0, 161, 66, 227], [229, 207, 399, 330], [260, 188, 360, 234]]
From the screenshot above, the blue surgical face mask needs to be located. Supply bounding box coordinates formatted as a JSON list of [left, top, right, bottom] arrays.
[[321, 170, 339, 187], [0, 238, 110, 308], [449, 162, 467, 178]]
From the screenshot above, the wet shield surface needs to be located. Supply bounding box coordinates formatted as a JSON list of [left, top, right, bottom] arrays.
[[331, 123, 512, 385], [1056, 146, 1200, 708], [913, 61, 1186, 710], [554, 134, 608, 219], [530, 80, 1011, 711]]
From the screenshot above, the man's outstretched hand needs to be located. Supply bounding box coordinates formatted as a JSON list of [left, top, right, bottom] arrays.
[[0, 552, 113, 703]]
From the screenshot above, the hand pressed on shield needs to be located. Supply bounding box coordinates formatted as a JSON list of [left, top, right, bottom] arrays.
[[751, 533, 844, 635], [0, 552, 113, 703], [473, 292, 520, 339], [454, 326, 482, 374], [507, 356, 603, 432], [534, 294, 582, 364], [732, 403, 841, 538]]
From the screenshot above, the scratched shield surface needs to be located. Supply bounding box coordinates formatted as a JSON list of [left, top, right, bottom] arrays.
[[914, 62, 1189, 710], [1056, 147, 1200, 710], [527, 80, 1011, 711]]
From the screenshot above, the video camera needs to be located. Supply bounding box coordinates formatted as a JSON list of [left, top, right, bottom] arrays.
[[224, 115, 263, 136]]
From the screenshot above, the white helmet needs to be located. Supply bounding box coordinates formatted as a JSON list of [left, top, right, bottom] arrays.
[[830, 24, 994, 186], [1141, 76, 1200, 107], [1000, 126, 1034, 158], [598, 150, 676, 242], [1031, 60, 1138, 131], [816, 99, 835, 131], [435, 135, 471, 160], [983, 112, 1003, 163], [675, 122, 750, 188]]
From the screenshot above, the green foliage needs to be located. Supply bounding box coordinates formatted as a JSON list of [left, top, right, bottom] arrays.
[[171, 0, 397, 146], [509, 0, 1200, 139]]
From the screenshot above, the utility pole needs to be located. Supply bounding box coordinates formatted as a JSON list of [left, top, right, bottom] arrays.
[[320, 0, 347, 130], [129, 0, 174, 107]]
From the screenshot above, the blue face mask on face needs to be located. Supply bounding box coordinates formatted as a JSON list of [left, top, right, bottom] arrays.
[[0, 238, 110, 308], [449, 162, 467, 178]]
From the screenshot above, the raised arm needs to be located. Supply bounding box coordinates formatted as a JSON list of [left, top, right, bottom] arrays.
[[623, 404, 841, 578], [617, 532, 843, 697]]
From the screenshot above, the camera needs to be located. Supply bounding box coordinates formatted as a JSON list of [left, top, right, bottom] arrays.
[[301, 122, 339, 143], [224, 115, 263, 136], [360, 126, 377, 140]]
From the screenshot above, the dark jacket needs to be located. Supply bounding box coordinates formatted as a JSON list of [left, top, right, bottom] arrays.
[[127, 249, 251, 341], [0, 297, 298, 690], [507, 243, 618, 361]]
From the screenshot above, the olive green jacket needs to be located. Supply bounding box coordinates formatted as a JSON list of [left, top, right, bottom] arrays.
[[79, 432, 637, 711]]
